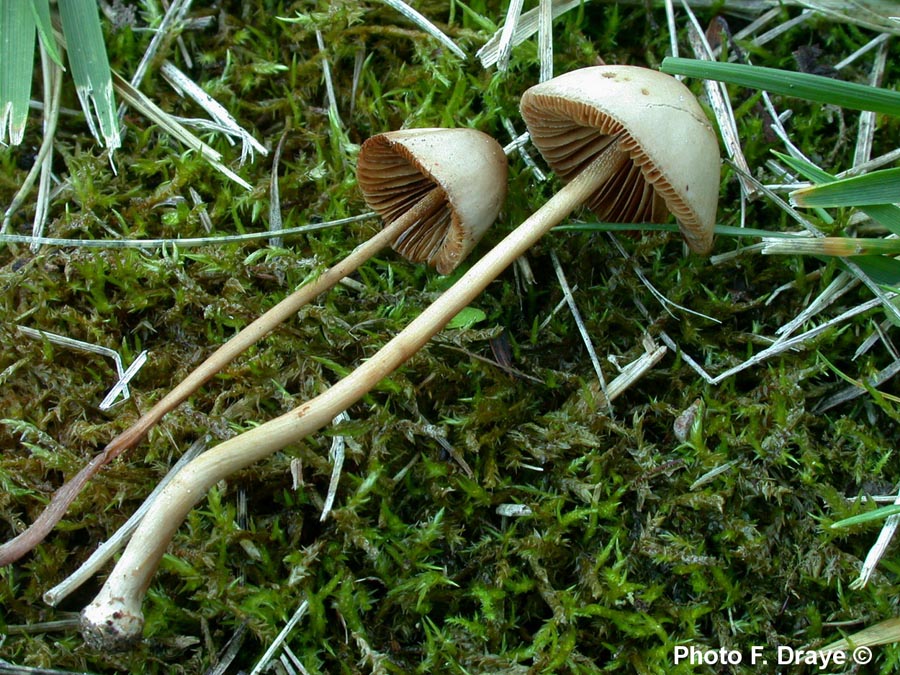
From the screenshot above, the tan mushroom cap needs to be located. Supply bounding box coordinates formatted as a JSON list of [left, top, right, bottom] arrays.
[[520, 65, 720, 254], [357, 128, 508, 275]]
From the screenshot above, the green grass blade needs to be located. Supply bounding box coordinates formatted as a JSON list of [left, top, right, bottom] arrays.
[[556, 221, 797, 239], [848, 255, 900, 287], [791, 168, 900, 208], [31, 0, 63, 68], [773, 151, 835, 185], [775, 152, 900, 236], [57, 0, 120, 154], [0, 0, 36, 144], [831, 503, 900, 529], [660, 57, 900, 117]]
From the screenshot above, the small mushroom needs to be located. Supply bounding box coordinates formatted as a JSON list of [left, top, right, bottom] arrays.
[[357, 128, 508, 275], [519, 64, 719, 254], [80, 66, 719, 650], [0, 128, 506, 569]]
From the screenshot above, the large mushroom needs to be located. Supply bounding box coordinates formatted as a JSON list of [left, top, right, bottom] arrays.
[[0, 128, 506, 568], [80, 66, 720, 649], [519, 65, 719, 254]]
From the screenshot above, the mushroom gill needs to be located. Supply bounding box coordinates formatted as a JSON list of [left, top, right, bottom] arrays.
[[355, 145, 451, 268]]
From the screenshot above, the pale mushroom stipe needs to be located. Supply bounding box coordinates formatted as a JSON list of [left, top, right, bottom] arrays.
[[80, 66, 720, 649], [0, 128, 507, 568]]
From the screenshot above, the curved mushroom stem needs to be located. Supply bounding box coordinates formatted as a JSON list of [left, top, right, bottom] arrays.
[[80, 144, 627, 650], [0, 188, 445, 569]]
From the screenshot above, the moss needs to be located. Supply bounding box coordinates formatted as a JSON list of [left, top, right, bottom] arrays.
[[2, 0, 900, 673]]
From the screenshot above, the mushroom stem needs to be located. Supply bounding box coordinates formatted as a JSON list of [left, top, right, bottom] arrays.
[[102, 185, 446, 456], [81, 143, 626, 650], [0, 188, 445, 568]]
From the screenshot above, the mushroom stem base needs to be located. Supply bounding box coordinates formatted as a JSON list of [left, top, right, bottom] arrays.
[[80, 585, 144, 651]]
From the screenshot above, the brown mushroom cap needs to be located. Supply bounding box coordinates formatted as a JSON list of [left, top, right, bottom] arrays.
[[357, 128, 508, 274], [520, 65, 720, 254]]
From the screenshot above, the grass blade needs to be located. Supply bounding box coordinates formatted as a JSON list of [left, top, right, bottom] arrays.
[[773, 151, 835, 185], [556, 221, 796, 240], [112, 72, 251, 190], [660, 57, 900, 117], [762, 237, 900, 257], [847, 255, 900, 287], [775, 152, 900, 236], [476, 0, 581, 68], [31, 0, 63, 68], [831, 503, 900, 529], [790, 168, 900, 207], [57, 0, 120, 154], [819, 618, 900, 658], [377, 0, 465, 59], [0, 0, 36, 144]]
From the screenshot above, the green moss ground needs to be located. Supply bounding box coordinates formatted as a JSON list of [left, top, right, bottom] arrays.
[[2, 1, 900, 673]]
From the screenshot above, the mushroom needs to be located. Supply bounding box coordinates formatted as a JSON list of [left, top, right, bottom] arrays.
[[520, 65, 719, 254], [80, 66, 720, 649], [0, 128, 507, 568], [356, 128, 508, 274]]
